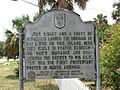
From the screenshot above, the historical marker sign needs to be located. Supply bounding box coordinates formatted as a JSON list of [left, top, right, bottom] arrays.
[[23, 10, 97, 80]]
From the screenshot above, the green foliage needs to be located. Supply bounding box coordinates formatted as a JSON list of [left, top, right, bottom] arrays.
[[112, 1, 120, 20], [98, 25, 111, 44], [12, 15, 30, 31], [94, 13, 110, 44], [14, 67, 19, 77], [0, 41, 4, 57], [94, 14, 108, 28], [4, 15, 30, 59], [4, 30, 19, 58], [100, 23, 120, 89], [14, 62, 19, 77]]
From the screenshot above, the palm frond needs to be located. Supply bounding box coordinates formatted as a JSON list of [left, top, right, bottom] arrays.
[[74, 0, 88, 9]]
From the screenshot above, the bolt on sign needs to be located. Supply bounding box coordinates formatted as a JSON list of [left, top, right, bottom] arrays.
[[23, 10, 97, 80]]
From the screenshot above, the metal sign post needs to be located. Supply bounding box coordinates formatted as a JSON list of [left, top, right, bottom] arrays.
[[19, 29, 24, 90], [96, 29, 100, 90]]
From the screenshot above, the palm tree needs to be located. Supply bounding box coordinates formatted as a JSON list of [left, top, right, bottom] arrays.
[[94, 14, 108, 29], [38, 0, 88, 12], [4, 15, 30, 60], [12, 15, 30, 31], [4, 30, 19, 60], [94, 14, 109, 44], [0, 41, 4, 57]]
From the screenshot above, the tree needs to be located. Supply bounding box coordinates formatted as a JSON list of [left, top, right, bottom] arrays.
[[94, 14, 108, 29], [12, 15, 30, 31], [4, 30, 19, 60], [94, 14, 109, 44], [38, 0, 88, 12], [0, 41, 4, 58], [4, 15, 30, 60], [100, 23, 120, 90], [112, 1, 120, 23]]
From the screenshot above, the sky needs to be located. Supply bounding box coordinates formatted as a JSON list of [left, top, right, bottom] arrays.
[[0, 0, 119, 41]]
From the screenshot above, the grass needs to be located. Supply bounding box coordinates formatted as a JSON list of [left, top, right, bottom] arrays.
[[84, 81, 96, 90], [83, 80, 111, 90], [0, 61, 58, 90]]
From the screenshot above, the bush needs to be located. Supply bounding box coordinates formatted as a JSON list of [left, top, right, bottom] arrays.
[[14, 61, 19, 77], [100, 23, 120, 89]]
